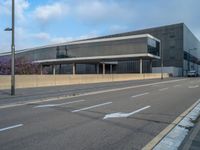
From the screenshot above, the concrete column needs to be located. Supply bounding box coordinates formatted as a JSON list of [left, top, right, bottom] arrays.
[[53, 65, 56, 75], [103, 63, 105, 74], [110, 64, 113, 74], [72, 63, 76, 75], [59, 64, 62, 74], [40, 65, 43, 75], [140, 59, 143, 74], [96, 63, 100, 74], [150, 60, 152, 73]]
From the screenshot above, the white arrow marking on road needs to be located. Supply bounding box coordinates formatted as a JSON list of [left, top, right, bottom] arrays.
[[0, 124, 23, 132], [103, 105, 151, 119], [34, 100, 85, 108]]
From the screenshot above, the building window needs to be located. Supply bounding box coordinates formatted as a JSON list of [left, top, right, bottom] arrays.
[[169, 35, 175, 38], [56, 46, 69, 58], [56, 46, 60, 58], [184, 51, 198, 63], [170, 56, 175, 59], [147, 38, 160, 56], [184, 52, 187, 60]]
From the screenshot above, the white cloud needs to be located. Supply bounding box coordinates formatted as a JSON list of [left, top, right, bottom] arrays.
[[31, 31, 98, 44], [0, 27, 98, 52], [75, 0, 135, 24], [31, 0, 135, 26], [78, 31, 98, 40], [33, 2, 69, 23], [31, 32, 73, 44], [50, 37, 73, 44], [0, 1, 10, 16], [0, 0, 29, 21], [16, 0, 29, 21], [76, 1, 108, 21], [0, 26, 32, 52], [109, 25, 128, 34], [31, 32, 50, 41], [1, 0, 200, 53]]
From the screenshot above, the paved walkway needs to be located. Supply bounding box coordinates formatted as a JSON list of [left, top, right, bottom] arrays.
[[180, 117, 200, 150]]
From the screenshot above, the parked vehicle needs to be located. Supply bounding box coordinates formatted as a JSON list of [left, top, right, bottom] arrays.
[[187, 70, 197, 77]]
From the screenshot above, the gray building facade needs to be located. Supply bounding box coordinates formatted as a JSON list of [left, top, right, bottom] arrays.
[[0, 23, 199, 76], [33, 34, 160, 74], [90, 23, 200, 76]]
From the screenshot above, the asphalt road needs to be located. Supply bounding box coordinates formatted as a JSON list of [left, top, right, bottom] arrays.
[[0, 78, 174, 105], [0, 78, 200, 150]]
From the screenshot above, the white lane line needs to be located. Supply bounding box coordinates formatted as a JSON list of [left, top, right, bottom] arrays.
[[0, 124, 23, 132], [72, 102, 112, 113], [188, 85, 199, 89], [103, 105, 151, 119], [34, 99, 85, 108], [131, 92, 149, 98], [174, 84, 181, 87], [158, 88, 168, 91]]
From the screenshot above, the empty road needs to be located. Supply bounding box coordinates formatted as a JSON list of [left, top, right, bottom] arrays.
[[0, 78, 200, 150]]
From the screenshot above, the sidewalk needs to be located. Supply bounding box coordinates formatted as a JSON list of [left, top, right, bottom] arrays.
[[180, 116, 200, 150]]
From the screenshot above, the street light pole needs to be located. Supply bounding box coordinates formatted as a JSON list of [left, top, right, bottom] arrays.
[[160, 41, 163, 79], [11, 0, 15, 95]]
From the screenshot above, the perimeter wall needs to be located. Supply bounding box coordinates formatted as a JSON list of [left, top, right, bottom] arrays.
[[0, 73, 169, 90]]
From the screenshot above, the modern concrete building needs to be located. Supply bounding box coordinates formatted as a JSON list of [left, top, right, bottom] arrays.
[[89, 23, 200, 76], [0, 23, 200, 76], [33, 34, 160, 75]]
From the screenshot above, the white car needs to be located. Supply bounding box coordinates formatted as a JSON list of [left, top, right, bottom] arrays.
[[187, 70, 197, 77]]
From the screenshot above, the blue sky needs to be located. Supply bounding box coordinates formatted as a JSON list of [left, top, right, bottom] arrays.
[[0, 0, 200, 53]]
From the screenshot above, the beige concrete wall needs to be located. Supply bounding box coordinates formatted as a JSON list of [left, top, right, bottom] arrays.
[[0, 73, 169, 90]]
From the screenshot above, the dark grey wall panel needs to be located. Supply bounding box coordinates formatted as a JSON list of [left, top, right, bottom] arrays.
[[67, 38, 148, 57], [91, 23, 184, 68], [15, 37, 150, 62]]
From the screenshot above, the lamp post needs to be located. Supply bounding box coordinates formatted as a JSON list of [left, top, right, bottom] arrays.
[[4, 0, 15, 95], [160, 41, 163, 79]]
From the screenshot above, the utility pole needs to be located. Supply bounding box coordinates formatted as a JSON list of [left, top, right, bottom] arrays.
[[11, 0, 15, 95], [160, 41, 163, 79], [5, 0, 15, 95]]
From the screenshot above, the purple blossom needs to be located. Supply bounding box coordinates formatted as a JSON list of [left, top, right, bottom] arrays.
[[0, 56, 43, 75]]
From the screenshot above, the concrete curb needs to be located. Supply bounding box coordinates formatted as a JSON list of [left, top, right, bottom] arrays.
[[142, 99, 200, 150]]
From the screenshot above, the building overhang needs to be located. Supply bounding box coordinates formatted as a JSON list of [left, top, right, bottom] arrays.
[[33, 53, 160, 65], [67, 34, 161, 45], [0, 34, 160, 57]]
